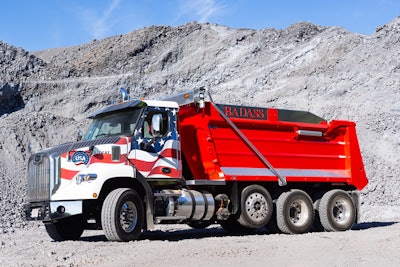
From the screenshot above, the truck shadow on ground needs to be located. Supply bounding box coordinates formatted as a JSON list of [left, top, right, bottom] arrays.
[[79, 221, 398, 242], [352, 221, 397, 230], [80, 226, 244, 242]]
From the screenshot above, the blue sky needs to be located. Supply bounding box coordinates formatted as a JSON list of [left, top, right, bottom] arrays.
[[0, 0, 398, 51]]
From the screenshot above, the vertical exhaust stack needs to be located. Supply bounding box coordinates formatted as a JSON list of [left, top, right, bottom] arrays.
[[120, 87, 130, 102], [198, 87, 206, 109]]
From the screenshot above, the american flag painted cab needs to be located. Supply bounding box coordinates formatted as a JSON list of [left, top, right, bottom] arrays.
[[25, 87, 368, 241]]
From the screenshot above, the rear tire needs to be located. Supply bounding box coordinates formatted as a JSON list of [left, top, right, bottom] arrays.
[[101, 188, 144, 242], [312, 191, 325, 232], [44, 215, 84, 241], [219, 216, 255, 234], [318, 189, 355, 232], [265, 203, 281, 234], [187, 220, 214, 229], [237, 185, 273, 229], [276, 190, 314, 234]]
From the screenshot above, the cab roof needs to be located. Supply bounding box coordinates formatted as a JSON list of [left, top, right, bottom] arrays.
[[87, 99, 179, 119], [87, 100, 145, 119]]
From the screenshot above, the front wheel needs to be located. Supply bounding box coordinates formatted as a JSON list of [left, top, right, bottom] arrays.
[[44, 215, 84, 241], [276, 189, 314, 234], [318, 189, 356, 232], [101, 188, 144, 242]]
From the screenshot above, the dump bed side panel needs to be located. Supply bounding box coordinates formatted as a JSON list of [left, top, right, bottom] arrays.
[[179, 102, 367, 190]]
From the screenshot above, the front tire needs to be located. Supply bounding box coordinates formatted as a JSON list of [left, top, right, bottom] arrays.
[[44, 215, 84, 241], [101, 188, 144, 242], [318, 189, 355, 232], [276, 189, 314, 234]]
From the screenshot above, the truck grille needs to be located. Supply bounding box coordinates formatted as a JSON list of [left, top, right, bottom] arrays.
[[27, 154, 53, 201]]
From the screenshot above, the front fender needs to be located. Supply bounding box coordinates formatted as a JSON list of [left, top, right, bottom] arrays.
[[51, 163, 135, 200]]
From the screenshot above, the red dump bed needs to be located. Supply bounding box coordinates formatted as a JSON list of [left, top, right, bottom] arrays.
[[179, 102, 368, 190]]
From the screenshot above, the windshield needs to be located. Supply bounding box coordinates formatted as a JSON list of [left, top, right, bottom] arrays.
[[83, 109, 142, 140]]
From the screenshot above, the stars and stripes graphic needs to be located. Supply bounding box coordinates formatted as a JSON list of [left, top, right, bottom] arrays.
[[130, 107, 181, 178], [59, 138, 131, 181], [58, 106, 181, 181]]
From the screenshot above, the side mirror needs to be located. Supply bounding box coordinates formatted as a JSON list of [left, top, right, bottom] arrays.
[[77, 130, 83, 141], [151, 114, 163, 137]]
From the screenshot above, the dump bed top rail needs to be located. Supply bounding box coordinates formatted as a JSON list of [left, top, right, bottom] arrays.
[[160, 88, 326, 124]]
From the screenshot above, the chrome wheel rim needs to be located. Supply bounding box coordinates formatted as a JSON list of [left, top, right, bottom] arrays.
[[120, 201, 138, 233], [332, 196, 351, 226], [244, 192, 269, 223], [289, 199, 309, 226]]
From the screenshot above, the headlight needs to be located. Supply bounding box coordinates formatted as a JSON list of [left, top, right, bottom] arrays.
[[76, 173, 98, 184]]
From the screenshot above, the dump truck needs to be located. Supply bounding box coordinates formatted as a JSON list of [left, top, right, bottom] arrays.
[[25, 87, 368, 241]]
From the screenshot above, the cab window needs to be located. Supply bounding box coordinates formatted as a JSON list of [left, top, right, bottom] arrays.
[[143, 111, 168, 138]]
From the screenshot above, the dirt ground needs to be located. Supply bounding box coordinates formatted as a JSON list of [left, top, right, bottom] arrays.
[[1, 212, 399, 267]]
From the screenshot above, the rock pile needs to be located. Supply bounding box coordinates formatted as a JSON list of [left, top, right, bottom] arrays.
[[1, 18, 400, 231]]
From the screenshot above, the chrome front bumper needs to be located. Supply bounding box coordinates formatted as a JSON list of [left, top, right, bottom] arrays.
[[25, 200, 82, 221]]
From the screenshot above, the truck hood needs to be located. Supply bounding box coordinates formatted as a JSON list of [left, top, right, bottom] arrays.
[[40, 136, 122, 158]]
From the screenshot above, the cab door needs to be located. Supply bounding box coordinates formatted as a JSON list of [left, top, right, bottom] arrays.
[[130, 106, 181, 179]]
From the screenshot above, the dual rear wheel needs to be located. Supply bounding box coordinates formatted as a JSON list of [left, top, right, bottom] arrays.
[[221, 187, 315, 234], [238, 185, 273, 229], [271, 189, 356, 234], [220, 186, 356, 235], [317, 189, 356, 232], [220, 184, 273, 232], [276, 189, 314, 234]]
